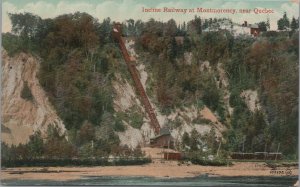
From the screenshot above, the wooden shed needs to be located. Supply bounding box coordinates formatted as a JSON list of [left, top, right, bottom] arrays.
[[164, 152, 182, 160], [150, 128, 174, 148]]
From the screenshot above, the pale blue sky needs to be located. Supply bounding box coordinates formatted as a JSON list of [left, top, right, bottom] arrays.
[[2, 0, 299, 32]]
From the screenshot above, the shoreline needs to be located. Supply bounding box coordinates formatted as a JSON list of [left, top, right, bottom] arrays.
[[1, 161, 298, 182]]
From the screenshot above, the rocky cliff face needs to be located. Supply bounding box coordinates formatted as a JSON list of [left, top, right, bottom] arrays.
[[112, 40, 226, 149], [113, 65, 226, 149], [1, 50, 66, 145], [1, 46, 226, 148]]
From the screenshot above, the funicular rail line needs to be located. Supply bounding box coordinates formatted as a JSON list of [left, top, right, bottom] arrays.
[[113, 28, 160, 135]]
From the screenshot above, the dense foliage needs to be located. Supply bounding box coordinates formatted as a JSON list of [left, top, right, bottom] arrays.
[[2, 126, 148, 167], [225, 33, 298, 157], [2, 11, 298, 161]]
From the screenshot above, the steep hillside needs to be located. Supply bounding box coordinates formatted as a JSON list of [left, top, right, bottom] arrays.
[[0, 47, 225, 148], [113, 39, 226, 149], [113, 71, 226, 149], [1, 49, 66, 145], [2, 12, 298, 158]]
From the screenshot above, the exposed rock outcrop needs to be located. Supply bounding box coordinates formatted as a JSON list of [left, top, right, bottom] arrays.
[[1, 50, 66, 145], [240, 89, 261, 112]]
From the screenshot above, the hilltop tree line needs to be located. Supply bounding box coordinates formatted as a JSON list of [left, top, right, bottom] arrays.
[[277, 12, 299, 31], [122, 13, 299, 37], [2, 11, 298, 160]]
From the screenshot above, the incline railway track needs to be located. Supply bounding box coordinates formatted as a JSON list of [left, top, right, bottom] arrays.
[[112, 23, 160, 135]]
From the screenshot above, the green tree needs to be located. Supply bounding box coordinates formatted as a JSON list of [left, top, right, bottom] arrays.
[[1, 142, 13, 160], [14, 144, 30, 159], [190, 129, 201, 151], [257, 21, 268, 32], [183, 35, 191, 51], [277, 12, 290, 30], [291, 17, 298, 31], [164, 19, 177, 36], [98, 17, 112, 43], [266, 18, 270, 30], [44, 125, 76, 158], [79, 121, 95, 144], [8, 12, 43, 52], [9, 12, 42, 39], [79, 143, 94, 158], [2, 33, 25, 56], [182, 132, 190, 150], [196, 31, 233, 64], [134, 20, 144, 36], [126, 19, 135, 36], [21, 81, 34, 101], [206, 127, 218, 153], [27, 131, 44, 158], [187, 16, 202, 35]]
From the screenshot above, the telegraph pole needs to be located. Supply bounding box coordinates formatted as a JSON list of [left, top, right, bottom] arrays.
[[275, 143, 280, 161]]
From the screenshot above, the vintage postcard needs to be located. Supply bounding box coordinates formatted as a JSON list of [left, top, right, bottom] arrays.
[[1, 0, 299, 186]]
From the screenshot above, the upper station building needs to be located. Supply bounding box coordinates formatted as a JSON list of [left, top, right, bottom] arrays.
[[202, 20, 261, 37]]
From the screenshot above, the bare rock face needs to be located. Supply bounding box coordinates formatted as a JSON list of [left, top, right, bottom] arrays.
[[1, 50, 66, 145], [113, 64, 226, 149], [240, 89, 261, 112]]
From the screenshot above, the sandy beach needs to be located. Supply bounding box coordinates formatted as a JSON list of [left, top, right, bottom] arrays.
[[1, 161, 298, 181], [1, 148, 298, 182]]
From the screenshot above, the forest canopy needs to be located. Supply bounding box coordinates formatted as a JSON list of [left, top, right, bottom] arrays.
[[2, 12, 299, 159]]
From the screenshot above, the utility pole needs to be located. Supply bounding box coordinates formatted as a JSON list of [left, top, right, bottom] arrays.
[[275, 143, 280, 161], [242, 136, 246, 153], [264, 144, 267, 160], [216, 141, 222, 157], [91, 140, 94, 157], [167, 139, 170, 161]]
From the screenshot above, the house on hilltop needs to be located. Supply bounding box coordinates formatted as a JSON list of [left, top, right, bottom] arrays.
[[202, 20, 261, 37], [242, 21, 260, 37]]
